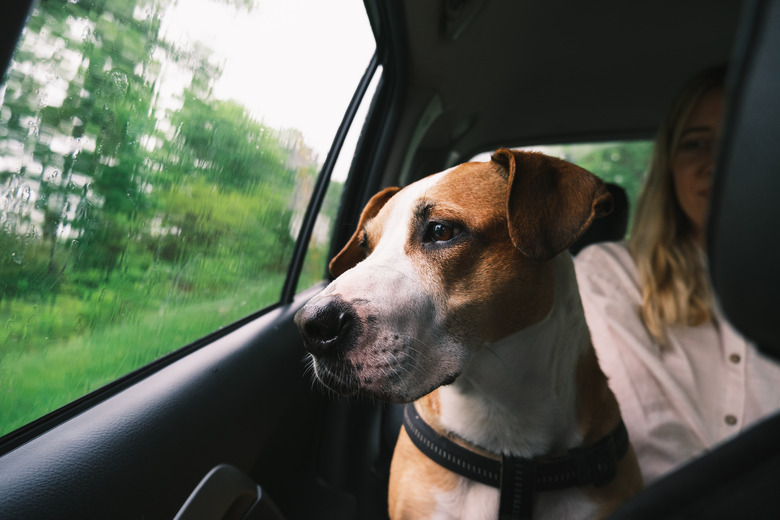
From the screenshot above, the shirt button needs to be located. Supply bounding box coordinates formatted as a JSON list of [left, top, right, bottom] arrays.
[[729, 353, 741, 364], [725, 415, 738, 426]]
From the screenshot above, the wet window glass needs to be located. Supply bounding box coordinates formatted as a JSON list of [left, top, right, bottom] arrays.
[[296, 68, 381, 293], [0, 0, 375, 437]]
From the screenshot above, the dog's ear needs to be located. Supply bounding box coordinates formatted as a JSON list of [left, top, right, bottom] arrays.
[[329, 186, 401, 278], [491, 148, 613, 261]]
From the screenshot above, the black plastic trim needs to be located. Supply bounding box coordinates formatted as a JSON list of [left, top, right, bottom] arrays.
[[280, 53, 380, 303], [0, 0, 34, 82]]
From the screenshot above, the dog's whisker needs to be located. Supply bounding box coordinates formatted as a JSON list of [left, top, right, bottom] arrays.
[[384, 350, 430, 393], [396, 337, 430, 371], [484, 346, 509, 371]]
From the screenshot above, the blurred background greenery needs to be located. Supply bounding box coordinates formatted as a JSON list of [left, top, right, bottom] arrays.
[[0, 0, 342, 436]]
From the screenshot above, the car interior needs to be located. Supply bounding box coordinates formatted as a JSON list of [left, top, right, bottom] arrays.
[[0, 0, 778, 519]]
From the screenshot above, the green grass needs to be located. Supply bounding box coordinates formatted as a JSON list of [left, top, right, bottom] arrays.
[[0, 272, 287, 437]]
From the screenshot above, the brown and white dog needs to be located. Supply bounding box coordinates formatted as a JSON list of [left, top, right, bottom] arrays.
[[295, 149, 642, 519]]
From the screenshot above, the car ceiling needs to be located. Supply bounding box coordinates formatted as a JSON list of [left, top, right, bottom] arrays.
[[388, 0, 744, 181]]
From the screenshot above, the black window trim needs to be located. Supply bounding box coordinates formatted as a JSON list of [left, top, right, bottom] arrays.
[[281, 51, 381, 303], [0, 0, 33, 82]]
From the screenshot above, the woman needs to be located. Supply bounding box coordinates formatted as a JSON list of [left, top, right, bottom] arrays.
[[574, 66, 780, 483]]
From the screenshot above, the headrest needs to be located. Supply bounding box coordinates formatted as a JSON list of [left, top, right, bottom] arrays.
[[570, 182, 629, 256]]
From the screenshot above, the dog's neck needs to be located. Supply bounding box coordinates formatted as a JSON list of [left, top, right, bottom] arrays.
[[429, 253, 590, 459]]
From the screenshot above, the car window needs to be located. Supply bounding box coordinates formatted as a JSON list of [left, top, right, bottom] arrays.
[[0, 0, 375, 437], [296, 68, 382, 293], [472, 141, 653, 231]]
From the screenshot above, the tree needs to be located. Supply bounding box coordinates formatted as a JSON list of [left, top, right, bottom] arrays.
[[0, 0, 318, 308], [0, 0, 169, 282], [566, 141, 652, 229]]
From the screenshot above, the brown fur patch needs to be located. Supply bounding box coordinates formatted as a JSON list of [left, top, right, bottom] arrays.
[[388, 426, 461, 519], [417, 390, 442, 424], [405, 162, 554, 342], [589, 444, 642, 519], [575, 346, 643, 516], [575, 346, 621, 443], [330, 186, 400, 277]]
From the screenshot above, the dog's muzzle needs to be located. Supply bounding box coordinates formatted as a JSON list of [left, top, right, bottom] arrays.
[[295, 289, 462, 402], [295, 295, 360, 358]]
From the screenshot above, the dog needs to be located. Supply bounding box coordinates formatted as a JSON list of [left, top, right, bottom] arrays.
[[295, 149, 642, 519]]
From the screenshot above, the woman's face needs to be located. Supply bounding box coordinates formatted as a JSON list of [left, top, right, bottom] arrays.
[[671, 87, 724, 246]]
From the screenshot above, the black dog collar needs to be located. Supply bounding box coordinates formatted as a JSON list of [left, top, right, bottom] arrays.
[[402, 403, 629, 520]]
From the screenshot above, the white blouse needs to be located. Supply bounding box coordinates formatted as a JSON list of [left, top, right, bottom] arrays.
[[574, 241, 780, 483]]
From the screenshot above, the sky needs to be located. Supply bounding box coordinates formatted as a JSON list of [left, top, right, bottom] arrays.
[[158, 0, 376, 166]]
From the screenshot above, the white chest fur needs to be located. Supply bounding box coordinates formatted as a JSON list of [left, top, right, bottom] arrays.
[[436, 254, 590, 457], [431, 480, 597, 520], [428, 254, 598, 518]]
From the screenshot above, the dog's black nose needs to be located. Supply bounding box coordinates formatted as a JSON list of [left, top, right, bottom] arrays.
[[294, 296, 357, 357]]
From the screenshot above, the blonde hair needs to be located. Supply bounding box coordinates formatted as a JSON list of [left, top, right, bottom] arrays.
[[628, 66, 726, 344]]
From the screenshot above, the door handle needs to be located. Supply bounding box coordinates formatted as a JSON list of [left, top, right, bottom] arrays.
[[175, 464, 285, 520]]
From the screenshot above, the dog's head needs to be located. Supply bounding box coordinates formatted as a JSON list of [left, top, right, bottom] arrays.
[[294, 149, 611, 402]]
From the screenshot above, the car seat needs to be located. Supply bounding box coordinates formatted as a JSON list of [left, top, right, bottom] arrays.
[[570, 182, 629, 255]]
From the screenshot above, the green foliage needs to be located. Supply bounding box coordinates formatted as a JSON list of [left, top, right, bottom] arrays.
[[0, 0, 329, 437], [0, 272, 285, 434], [572, 141, 652, 216], [170, 94, 296, 192], [296, 178, 345, 292]]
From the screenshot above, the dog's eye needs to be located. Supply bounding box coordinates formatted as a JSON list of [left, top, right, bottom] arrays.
[[425, 221, 460, 242]]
